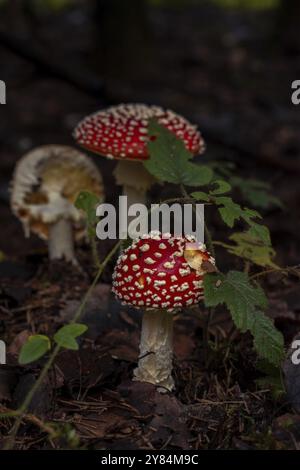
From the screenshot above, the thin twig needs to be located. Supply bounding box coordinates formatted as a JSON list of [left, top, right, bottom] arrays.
[[90, 234, 101, 270], [250, 264, 300, 280], [0, 405, 56, 438]]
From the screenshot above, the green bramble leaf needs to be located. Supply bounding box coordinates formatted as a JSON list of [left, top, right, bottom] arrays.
[[19, 335, 51, 365], [227, 231, 277, 268], [210, 179, 231, 195], [190, 191, 211, 202], [242, 207, 262, 221], [215, 197, 244, 228], [214, 196, 271, 245], [203, 271, 284, 365], [208, 162, 282, 210], [230, 177, 283, 210], [215, 196, 262, 228], [75, 191, 101, 236], [54, 323, 88, 350], [204, 271, 268, 327], [247, 223, 271, 245], [145, 119, 213, 186], [250, 311, 284, 369], [192, 189, 272, 247]]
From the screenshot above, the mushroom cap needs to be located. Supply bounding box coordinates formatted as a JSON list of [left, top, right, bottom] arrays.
[[10, 145, 104, 241], [112, 231, 215, 313], [74, 103, 205, 161]]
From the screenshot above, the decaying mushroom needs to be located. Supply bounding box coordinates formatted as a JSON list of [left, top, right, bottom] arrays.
[[74, 104, 205, 209], [11, 145, 104, 263], [112, 231, 216, 391]]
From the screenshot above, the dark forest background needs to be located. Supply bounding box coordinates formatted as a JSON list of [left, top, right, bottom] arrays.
[[0, 0, 300, 262]]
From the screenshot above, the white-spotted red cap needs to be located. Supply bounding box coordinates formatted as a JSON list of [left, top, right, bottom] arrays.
[[112, 231, 215, 313], [74, 104, 205, 161]]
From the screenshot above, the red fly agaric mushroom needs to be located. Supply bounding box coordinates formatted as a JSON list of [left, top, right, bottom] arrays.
[[11, 145, 104, 263], [74, 104, 205, 209], [112, 231, 216, 391]]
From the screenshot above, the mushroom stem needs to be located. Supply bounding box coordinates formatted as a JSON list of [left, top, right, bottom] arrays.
[[123, 183, 147, 210], [134, 309, 174, 392], [48, 218, 75, 263], [114, 159, 156, 205]]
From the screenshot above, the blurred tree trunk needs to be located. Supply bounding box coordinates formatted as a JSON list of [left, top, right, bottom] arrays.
[[277, 0, 300, 54], [92, 0, 154, 82]]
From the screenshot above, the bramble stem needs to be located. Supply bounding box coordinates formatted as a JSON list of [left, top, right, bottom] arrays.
[[89, 232, 101, 270], [204, 223, 215, 258], [250, 264, 300, 280], [180, 184, 215, 257]]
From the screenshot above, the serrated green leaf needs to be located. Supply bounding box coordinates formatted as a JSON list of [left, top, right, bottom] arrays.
[[230, 177, 283, 210], [242, 207, 262, 221], [247, 223, 271, 245], [145, 120, 213, 186], [19, 335, 51, 365], [214, 196, 270, 246], [215, 197, 243, 227], [54, 323, 88, 350], [215, 197, 262, 228], [204, 271, 268, 328], [75, 191, 101, 231], [191, 191, 210, 201], [227, 231, 277, 267], [203, 271, 284, 365], [250, 311, 284, 366], [248, 191, 283, 210], [185, 165, 213, 186], [210, 179, 231, 195]]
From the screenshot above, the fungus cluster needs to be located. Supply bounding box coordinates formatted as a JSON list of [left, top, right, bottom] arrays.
[[112, 231, 216, 391], [11, 145, 104, 263], [74, 104, 205, 213]]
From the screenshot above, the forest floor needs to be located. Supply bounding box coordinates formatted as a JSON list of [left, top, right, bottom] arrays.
[[0, 3, 300, 449]]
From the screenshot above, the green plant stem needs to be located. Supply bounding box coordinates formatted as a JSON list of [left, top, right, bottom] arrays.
[[180, 184, 215, 257], [213, 241, 231, 248], [4, 344, 60, 450], [90, 234, 100, 270], [3, 241, 121, 450], [204, 223, 215, 258]]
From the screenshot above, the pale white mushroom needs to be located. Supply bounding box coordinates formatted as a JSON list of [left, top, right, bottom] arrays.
[[10, 145, 104, 263]]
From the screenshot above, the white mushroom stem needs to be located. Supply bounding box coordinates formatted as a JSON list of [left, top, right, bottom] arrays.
[[123, 184, 147, 210], [48, 218, 76, 263], [134, 309, 174, 392], [113, 160, 156, 225]]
